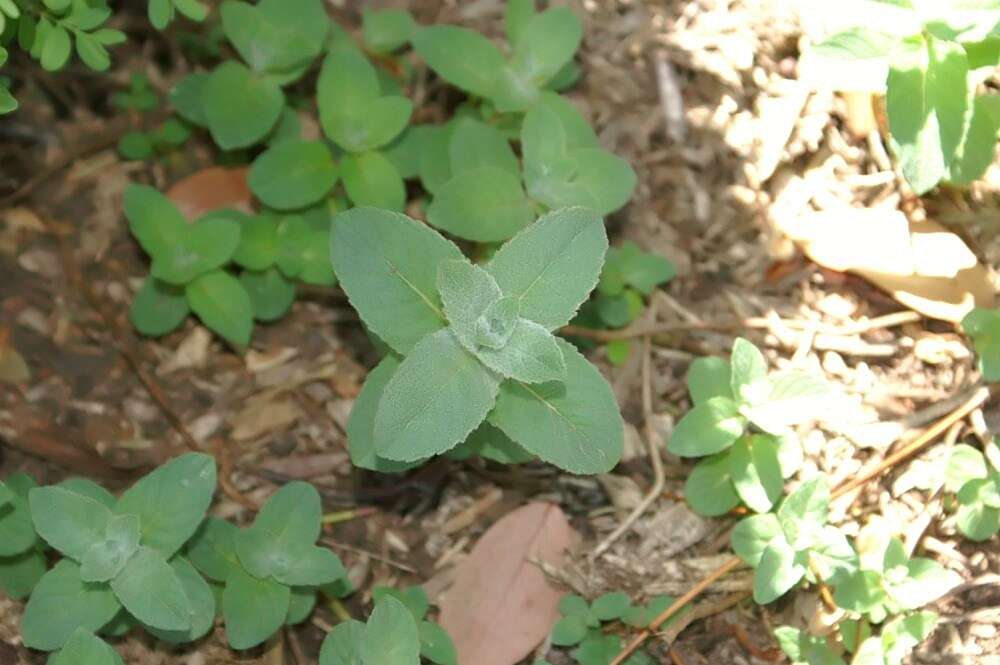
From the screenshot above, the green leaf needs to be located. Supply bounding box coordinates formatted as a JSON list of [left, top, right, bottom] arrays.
[[732, 513, 783, 567], [472, 318, 567, 383], [668, 396, 746, 457], [75, 32, 110, 71], [324, 97, 414, 153], [150, 211, 242, 286], [0, 548, 47, 599], [235, 481, 321, 574], [286, 586, 317, 625], [331, 208, 463, 354], [248, 140, 337, 210], [372, 586, 430, 620], [510, 7, 582, 85], [777, 477, 830, 549], [753, 538, 806, 604], [219, 0, 324, 74], [489, 338, 624, 474], [22, 560, 122, 651], [223, 565, 291, 649], [963, 307, 1000, 380], [592, 591, 630, 620], [0, 474, 38, 556], [834, 570, 888, 614], [363, 9, 414, 53], [174, 0, 208, 22], [203, 61, 284, 150], [505, 0, 536, 46], [801, 28, 896, 92], [449, 118, 520, 178], [80, 515, 141, 583], [110, 546, 191, 631], [29, 485, 113, 561], [809, 527, 859, 586], [412, 25, 508, 100], [319, 619, 366, 665], [684, 452, 741, 516], [170, 73, 209, 127], [275, 214, 336, 286], [118, 132, 154, 161], [600, 241, 675, 296], [881, 611, 938, 663], [124, 185, 187, 261], [383, 126, 427, 179], [144, 556, 216, 643], [687, 357, 733, 405], [114, 452, 216, 558], [729, 434, 784, 513], [945, 444, 988, 492], [742, 370, 832, 434], [428, 166, 534, 242], [130, 277, 189, 337], [374, 329, 500, 461], [486, 207, 608, 330], [948, 94, 1000, 185], [438, 258, 504, 342], [889, 558, 961, 609], [48, 628, 123, 665], [956, 501, 1000, 540], [558, 594, 591, 618], [341, 151, 406, 211], [418, 124, 455, 194], [446, 421, 535, 464], [887, 36, 970, 194], [233, 213, 279, 270], [186, 517, 241, 582], [240, 268, 295, 322], [525, 147, 636, 216], [729, 338, 768, 403], [419, 621, 456, 665], [347, 355, 422, 473], [41, 24, 71, 71], [551, 614, 588, 646], [317, 48, 380, 114], [148, 0, 172, 29], [363, 596, 421, 665], [57, 478, 115, 508], [185, 269, 254, 346]]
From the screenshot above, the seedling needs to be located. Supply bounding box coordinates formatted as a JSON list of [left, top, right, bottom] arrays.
[[944, 441, 1000, 540], [800, 0, 1000, 193], [962, 307, 1000, 381], [732, 477, 857, 603], [332, 206, 624, 475], [774, 611, 938, 665], [118, 118, 192, 161], [186, 482, 345, 649], [319, 596, 423, 665], [22, 454, 216, 650], [832, 536, 960, 623], [549, 592, 686, 665], [0, 474, 46, 600], [147, 0, 208, 30], [370, 585, 457, 665], [112, 73, 160, 112], [669, 338, 827, 515]]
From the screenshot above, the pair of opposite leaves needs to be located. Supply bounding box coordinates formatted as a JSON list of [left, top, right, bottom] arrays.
[[331, 206, 625, 475]]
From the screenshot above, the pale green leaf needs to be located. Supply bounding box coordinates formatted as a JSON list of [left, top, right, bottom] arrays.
[[29, 485, 113, 561], [486, 207, 608, 330], [412, 26, 507, 100], [889, 558, 961, 609], [687, 356, 733, 405], [80, 515, 141, 583], [489, 338, 623, 474], [684, 452, 741, 516], [202, 61, 284, 150], [186, 517, 241, 583], [667, 397, 746, 457], [341, 151, 405, 210], [22, 560, 122, 651], [510, 7, 582, 85], [111, 546, 191, 631], [362, 596, 421, 665], [374, 329, 500, 461], [240, 267, 295, 322], [319, 619, 365, 665], [419, 621, 457, 665], [778, 477, 830, 549], [428, 166, 533, 242], [730, 435, 783, 513], [48, 628, 123, 665], [185, 269, 254, 347], [248, 140, 337, 210], [0, 549, 48, 600], [448, 118, 520, 178], [732, 513, 783, 567], [347, 355, 423, 473], [0, 473, 38, 556], [945, 444, 988, 492], [223, 565, 290, 649], [754, 538, 806, 604], [144, 556, 216, 643]]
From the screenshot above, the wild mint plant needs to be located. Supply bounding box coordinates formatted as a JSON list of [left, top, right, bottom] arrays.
[[774, 611, 938, 665], [186, 481, 345, 649], [548, 592, 687, 665], [732, 477, 857, 603], [961, 307, 1000, 381], [669, 339, 827, 516], [801, 0, 1000, 193], [332, 206, 624, 475], [833, 536, 960, 623], [21, 453, 216, 650], [0, 474, 46, 600], [0, 0, 127, 114], [119, 118, 193, 162], [944, 440, 1000, 540]]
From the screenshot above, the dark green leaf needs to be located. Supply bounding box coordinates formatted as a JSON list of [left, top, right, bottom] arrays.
[[131, 278, 190, 337]]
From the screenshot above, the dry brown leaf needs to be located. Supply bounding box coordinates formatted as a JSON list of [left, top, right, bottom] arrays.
[[777, 207, 994, 322], [230, 398, 300, 442], [165, 167, 253, 221], [440, 502, 577, 665]]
